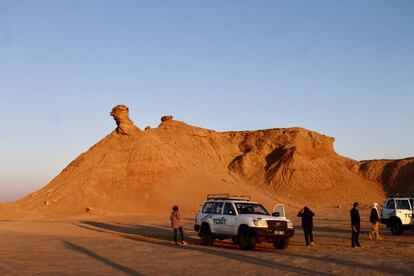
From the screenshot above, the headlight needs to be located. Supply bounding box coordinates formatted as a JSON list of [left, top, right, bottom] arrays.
[[287, 221, 293, 228], [253, 219, 268, 227]]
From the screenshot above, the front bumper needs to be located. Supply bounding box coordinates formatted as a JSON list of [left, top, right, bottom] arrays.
[[251, 227, 295, 241]]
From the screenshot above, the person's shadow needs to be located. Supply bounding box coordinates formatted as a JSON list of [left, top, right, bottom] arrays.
[[62, 240, 142, 275]]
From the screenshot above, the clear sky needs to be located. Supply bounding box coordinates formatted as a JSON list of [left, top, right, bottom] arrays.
[[1, 0, 413, 201]]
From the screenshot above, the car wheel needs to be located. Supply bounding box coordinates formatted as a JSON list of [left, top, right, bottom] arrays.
[[390, 219, 403, 235], [200, 225, 214, 246], [248, 236, 256, 249], [273, 237, 289, 249], [239, 228, 255, 250], [232, 237, 239, 245]]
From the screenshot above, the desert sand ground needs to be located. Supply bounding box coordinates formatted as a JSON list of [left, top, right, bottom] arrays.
[[0, 208, 413, 275]]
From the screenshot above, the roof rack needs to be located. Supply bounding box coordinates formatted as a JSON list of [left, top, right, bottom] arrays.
[[388, 194, 414, 198], [207, 194, 250, 201]]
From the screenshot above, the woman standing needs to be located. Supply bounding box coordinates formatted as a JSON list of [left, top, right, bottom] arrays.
[[170, 205, 188, 245]]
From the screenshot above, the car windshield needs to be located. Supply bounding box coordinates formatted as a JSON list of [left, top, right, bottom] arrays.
[[235, 203, 269, 215]]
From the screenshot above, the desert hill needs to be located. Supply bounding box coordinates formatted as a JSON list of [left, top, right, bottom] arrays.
[[10, 105, 413, 217]]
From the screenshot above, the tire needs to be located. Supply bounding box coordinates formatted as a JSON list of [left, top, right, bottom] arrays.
[[390, 219, 403, 235], [273, 237, 289, 249], [248, 236, 256, 249], [239, 228, 255, 250], [232, 237, 239, 245], [200, 225, 214, 246]]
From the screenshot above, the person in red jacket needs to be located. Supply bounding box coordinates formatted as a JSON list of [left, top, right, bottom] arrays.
[[170, 205, 188, 245]]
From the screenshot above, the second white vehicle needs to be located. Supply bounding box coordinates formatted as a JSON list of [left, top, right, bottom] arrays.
[[381, 195, 414, 235]]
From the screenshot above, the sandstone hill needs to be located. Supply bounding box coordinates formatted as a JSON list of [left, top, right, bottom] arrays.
[[10, 105, 412, 217]]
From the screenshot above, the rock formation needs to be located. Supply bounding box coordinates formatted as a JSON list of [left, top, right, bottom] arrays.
[[225, 128, 383, 202], [110, 105, 140, 135], [10, 105, 413, 217], [161, 115, 173, 122], [358, 158, 414, 195]]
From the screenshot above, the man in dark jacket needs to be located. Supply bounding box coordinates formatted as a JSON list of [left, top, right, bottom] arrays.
[[297, 206, 315, 247], [350, 202, 361, 248]]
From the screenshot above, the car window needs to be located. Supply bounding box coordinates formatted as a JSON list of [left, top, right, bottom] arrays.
[[234, 203, 269, 215], [212, 202, 224, 214], [202, 202, 213, 213], [396, 199, 411, 210], [223, 202, 236, 215], [386, 199, 395, 209], [410, 199, 414, 210]]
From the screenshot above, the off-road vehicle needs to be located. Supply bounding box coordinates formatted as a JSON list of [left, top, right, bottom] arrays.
[[381, 195, 414, 235], [194, 194, 295, 250]]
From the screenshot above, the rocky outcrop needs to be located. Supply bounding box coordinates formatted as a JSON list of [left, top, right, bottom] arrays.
[[110, 105, 140, 135], [161, 115, 173, 122], [359, 158, 414, 195], [225, 128, 382, 202]]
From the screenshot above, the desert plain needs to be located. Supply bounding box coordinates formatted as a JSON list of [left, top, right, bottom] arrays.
[[0, 208, 413, 275]]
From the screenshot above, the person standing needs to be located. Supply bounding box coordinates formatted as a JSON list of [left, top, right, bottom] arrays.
[[350, 202, 361, 248], [297, 206, 315, 247], [170, 205, 188, 245], [369, 202, 383, 240]]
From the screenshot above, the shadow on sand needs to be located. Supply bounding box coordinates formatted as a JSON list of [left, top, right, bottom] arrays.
[[63, 240, 142, 276], [77, 221, 331, 275], [77, 221, 412, 275], [273, 250, 411, 275], [313, 226, 414, 245]]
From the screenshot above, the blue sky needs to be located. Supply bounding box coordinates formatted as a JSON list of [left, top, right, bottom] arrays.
[[1, 0, 413, 200]]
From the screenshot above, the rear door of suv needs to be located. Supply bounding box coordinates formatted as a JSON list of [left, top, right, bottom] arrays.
[[221, 202, 238, 235], [210, 201, 225, 233]]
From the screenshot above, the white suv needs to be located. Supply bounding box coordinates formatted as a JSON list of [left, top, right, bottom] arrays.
[[194, 194, 295, 250], [381, 195, 414, 235]]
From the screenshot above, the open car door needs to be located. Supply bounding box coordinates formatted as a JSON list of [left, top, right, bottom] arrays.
[[272, 204, 285, 218]]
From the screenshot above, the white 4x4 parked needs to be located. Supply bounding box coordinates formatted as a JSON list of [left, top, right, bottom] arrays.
[[194, 194, 295, 250], [381, 195, 414, 235]]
